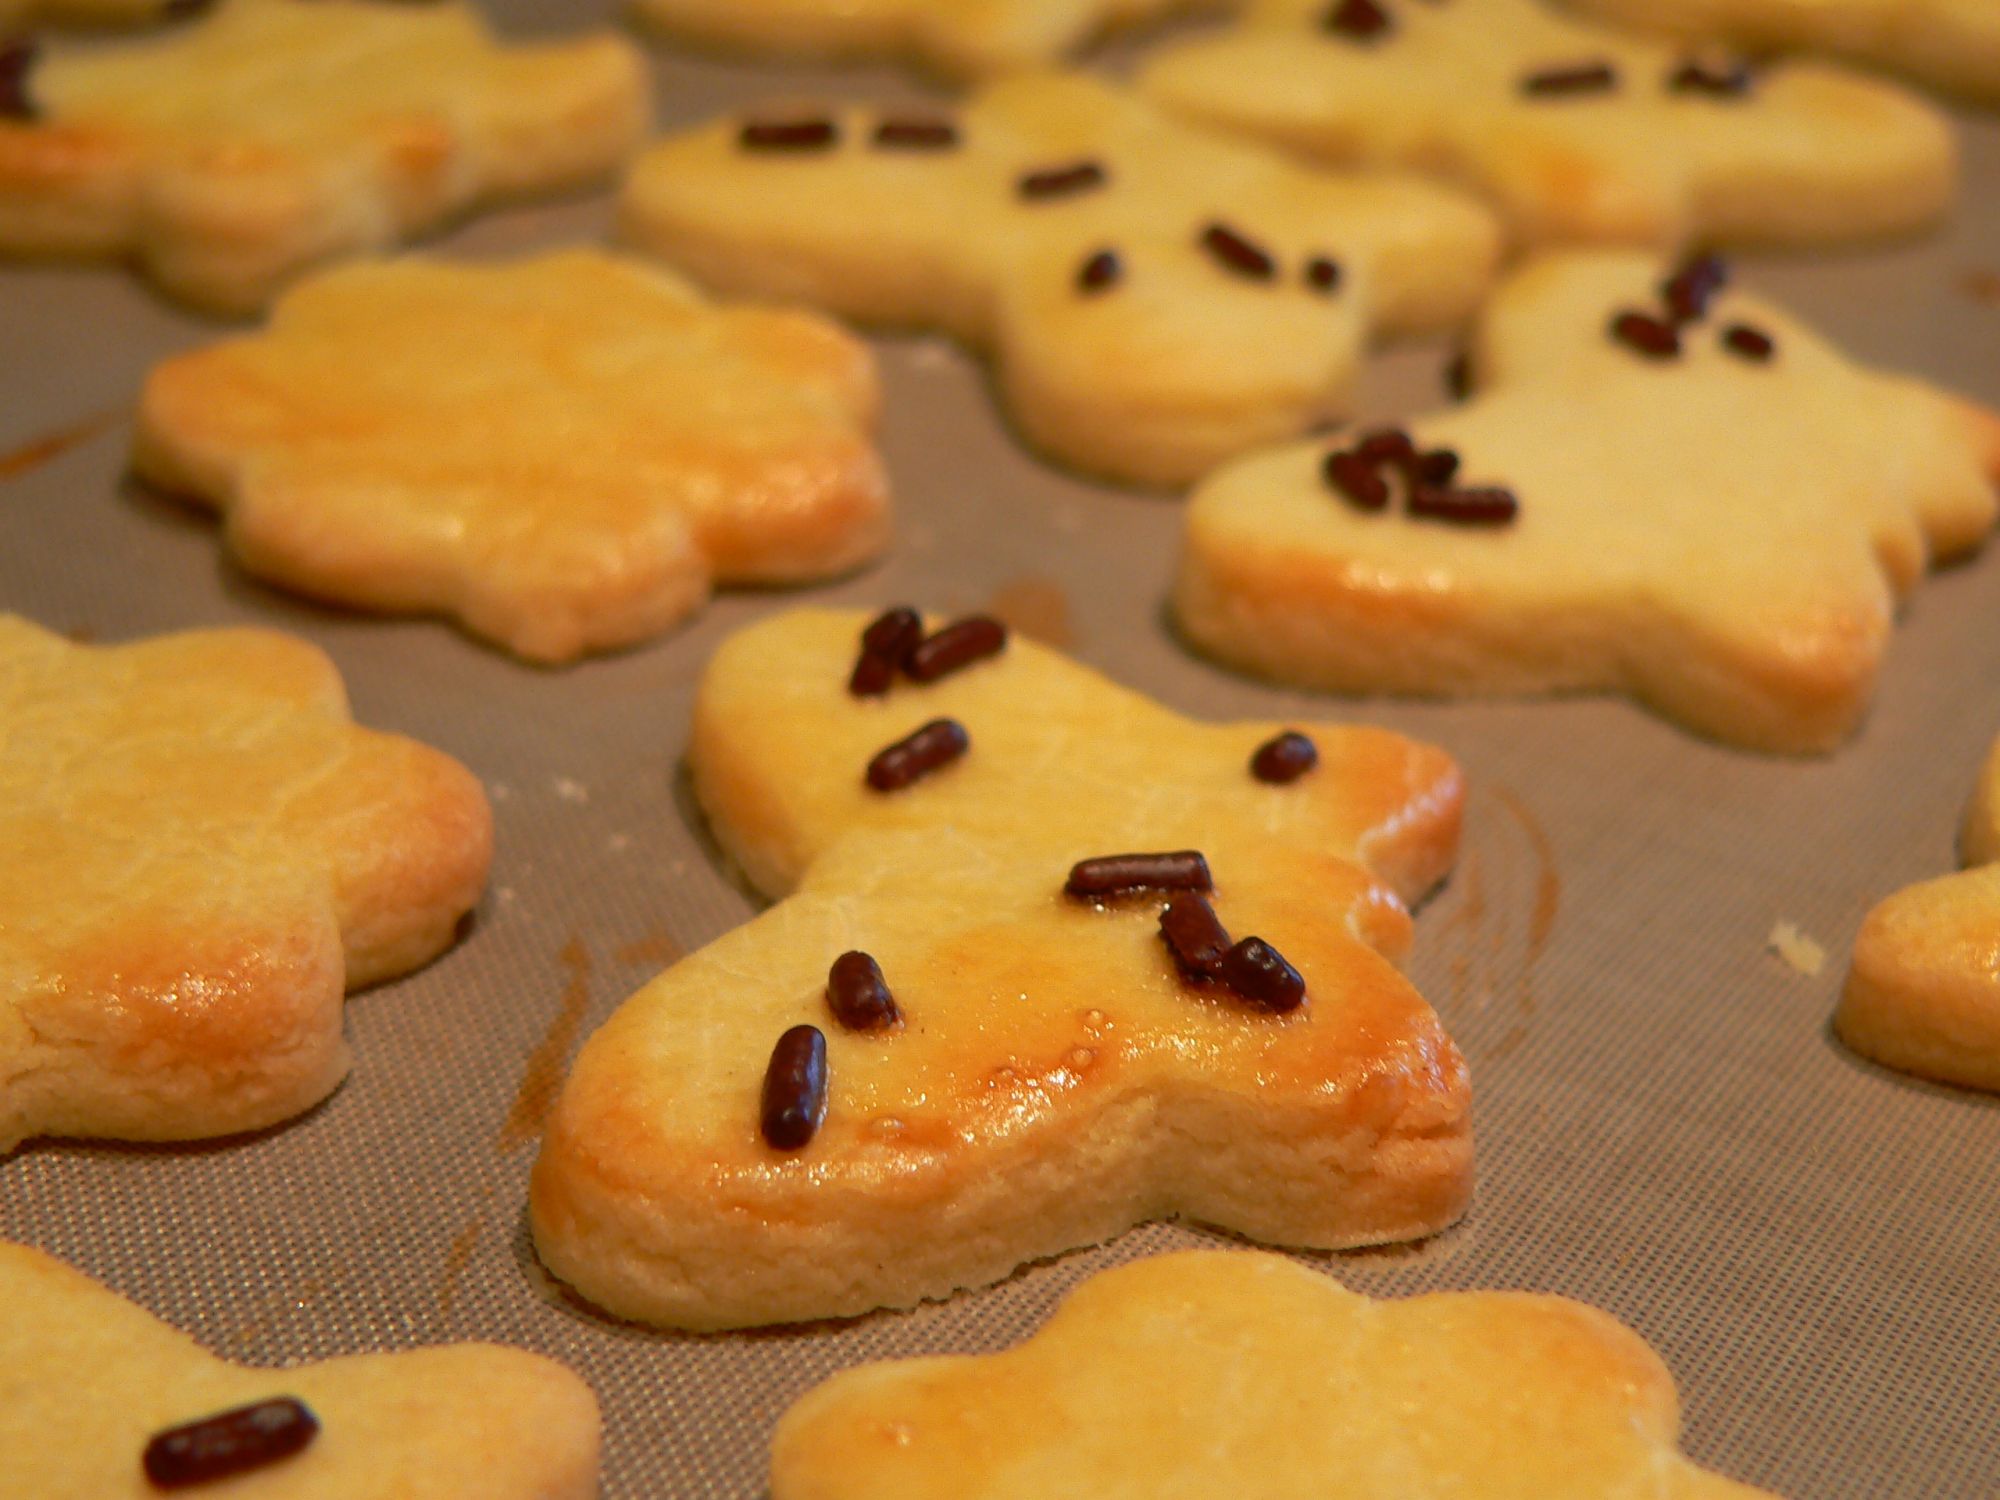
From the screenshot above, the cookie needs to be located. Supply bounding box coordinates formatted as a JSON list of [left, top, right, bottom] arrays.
[[1139, 0, 1956, 251], [619, 73, 1501, 488], [0, 615, 491, 1154], [772, 1251, 1778, 1499], [1173, 251, 2000, 754], [529, 607, 1471, 1329], [135, 249, 891, 663], [0, 1241, 598, 1497], [1559, 0, 2000, 110], [0, 0, 648, 313], [1836, 736, 2000, 1091]]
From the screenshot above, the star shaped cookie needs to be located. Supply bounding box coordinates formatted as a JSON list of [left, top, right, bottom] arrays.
[[1837, 736, 2000, 1091], [0, 1242, 599, 1498], [0, 0, 649, 313], [135, 249, 891, 663], [0, 615, 491, 1154], [1559, 0, 2000, 109], [1139, 0, 1956, 251], [771, 1250, 1780, 1499], [620, 72, 1501, 488], [1173, 251, 2000, 753], [530, 607, 1471, 1329]]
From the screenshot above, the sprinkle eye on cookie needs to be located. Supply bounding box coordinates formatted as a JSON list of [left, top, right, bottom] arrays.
[[528, 607, 1470, 1329], [619, 71, 1501, 488]]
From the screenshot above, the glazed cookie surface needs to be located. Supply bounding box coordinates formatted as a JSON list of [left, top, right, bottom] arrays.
[[771, 1251, 1779, 1499], [1139, 0, 1956, 251], [0, 1242, 599, 1498], [530, 608, 1471, 1329], [0, 0, 648, 313], [136, 249, 890, 663], [620, 72, 1500, 488], [0, 615, 491, 1153], [1173, 251, 2000, 754]]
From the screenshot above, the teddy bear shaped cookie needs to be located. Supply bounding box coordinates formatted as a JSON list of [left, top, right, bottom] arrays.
[[620, 72, 1501, 488], [1139, 0, 1955, 251], [0, 1242, 599, 1498], [0, 0, 648, 313], [530, 608, 1472, 1329], [0, 615, 491, 1154], [771, 1251, 1780, 1499], [1172, 251, 2000, 753], [136, 249, 891, 663], [1837, 735, 2000, 1091]]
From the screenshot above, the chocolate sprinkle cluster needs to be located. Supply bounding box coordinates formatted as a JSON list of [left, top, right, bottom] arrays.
[[1608, 254, 1777, 364], [1322, 427, 1518, 526], [738, 111, 962, 154], [849, 607, 1008, 697], [758, 950, 903, 1151]]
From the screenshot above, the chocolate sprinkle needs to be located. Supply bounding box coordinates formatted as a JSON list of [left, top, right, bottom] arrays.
[[865, 719, 969, 792], [1078, 247, 1122, 294], [1669, 54, 1753, 98], [1018, 160, 1106, 200], [1200, 221, 1278, 281], [143, 1399, 319, 1489], [1160, 893, 1233, 978], [1662, 253, 1729, 323], [1354, 427, 1416, 465], [1251, 731, 1319, 784], [1305, 255, 1343, 294], [1411, 447, 1460, 485], [1408, 484, 1519, 526], [1218, 937, 1307, 1012], [1066, 851, 1213, 900], [826, 950, 900, 1031], [1721, 323, 1776, 361], [739, 118, 839, 152], [0, 37, 36, 121], [849, 606, 923, 697], [1521, 60, 1619, 96], [873, 117, 959, 150], [1610, 309, 1682, 359], [1444, 349, 1473, 401], [1323, 0, 1393, 40], [906, 616, 1007, 682], [760, 1025, 828, 1150], [1324, 450, 1391, 512]]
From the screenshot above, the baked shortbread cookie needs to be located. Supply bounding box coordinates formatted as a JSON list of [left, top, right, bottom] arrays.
[[771, 1251, 1779, 1499], [0, 0, 648, 313], [1173, 251, 2000, 754], [530, 607, 1471, 1329], [1138, 0, 1955, 251], [0, 1242, 599, 1498], [620, 73, 1501, 488], [1559, 0, 2000, 110], [1837, 736, 2000, 1090], [0, 615, 491, 1154], [135, 250, 890, 663]]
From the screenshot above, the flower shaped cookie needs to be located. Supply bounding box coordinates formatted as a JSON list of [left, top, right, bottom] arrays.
[[1173, 251, 2000, 753], [530, 608, 1471, 1329], [620, 72, 1500, 488], [0, 616, 491, 1154], [1140, 0, 1956, 251], [0, 0, 649, 312], [136, 249, 891, 663]]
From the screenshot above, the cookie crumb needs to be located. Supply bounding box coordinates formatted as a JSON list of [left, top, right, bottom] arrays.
[[1767, 920, 1825, 976]]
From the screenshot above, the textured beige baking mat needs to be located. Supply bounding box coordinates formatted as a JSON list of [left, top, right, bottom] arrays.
[[3, 5, 1999, 1496]]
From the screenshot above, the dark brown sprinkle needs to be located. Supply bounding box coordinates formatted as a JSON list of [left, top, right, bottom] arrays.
[[1444, 349, 1473, 401], [1521, 60, 1619, 96], [849, 606, 923, 697], [0, 37, 35, 122], [739, 118, 840, 152], [1322, 0, 1393, 40], [143, 1399, 319, 1490], [1353, 427, 1415, 464], [826, 950, 900, 1031], [872, 117, 959, 150], [1609, 309, 1681, 359], [1251, 730, 1319, 784], [1199, 221, 1278, 282], [1410, 447, 1460, 485], [1669, 53, 1753, 98], [1408, 484, 1519, 526], [1066, 850, 1213, 900], [1159, 893, 1233, 978], [1078, 247, 1122, 294], [1218, 937, 1307, 1012], [1323, 450, 1391, 512], [1304, 255, 1343, 294], [865, 718, 969, 792], [906, 615, 1007, 683], [1661, 252, 1728, 323], [1018, 159, 1106, 200], [760, 1024, 828, 1151], [1721, 322, 1776, 361]]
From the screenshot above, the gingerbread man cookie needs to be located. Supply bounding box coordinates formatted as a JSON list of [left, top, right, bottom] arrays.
[[0, 615, 491, 1154], [1173, 251, 2000, 754], [0, 0, 648, 313], [1837, 736, 2000, 1091], [0, 1242, 599, 1498], [620, 72, 1501, 488], [136, 249, 891, 664], [530, 608, 1470, 1330], [1559, 0, 2000, 110], [1139, 0, 1955, 251], [772, 1251, 1779, 1499]]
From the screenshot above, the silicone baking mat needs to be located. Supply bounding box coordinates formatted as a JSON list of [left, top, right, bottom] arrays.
[[3, 5, 1998, 1495]]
